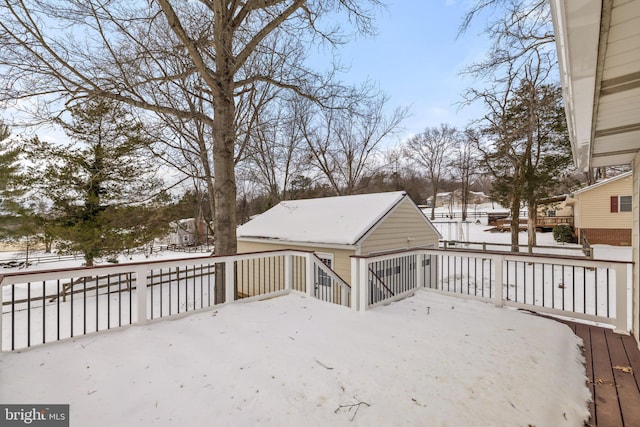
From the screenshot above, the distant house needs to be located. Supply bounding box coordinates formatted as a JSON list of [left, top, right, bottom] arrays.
[[167, 217, 209, 246], [426, 192, 452, 208], [535, 195, 573, 230], [565, 172, 632, 246], [236, 191, 441, 289], [426, 190, 490, 209]]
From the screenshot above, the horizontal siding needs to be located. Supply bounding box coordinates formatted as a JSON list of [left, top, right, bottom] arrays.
[[360, 199, 439, 255], [574, 174, 633, 229], [237, 240, 354, 285]]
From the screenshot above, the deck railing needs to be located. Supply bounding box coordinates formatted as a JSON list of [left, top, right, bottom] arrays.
[[2, 246, 630, 351], [1, 250, 350, 351], [350, 248, 630, 333]]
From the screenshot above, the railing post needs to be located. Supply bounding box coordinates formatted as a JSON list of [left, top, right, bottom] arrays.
[[416, 252, 425, 288], [428, 253, 439, 290], [225, 260, 235, 304], [357, 258, 368, 312], [0, 284, 3, 351], [350, 257, 359, 310], [305, 254, 314, 297], [284, 254, 292, 291], [614, 263, 629, 334], [135, 266, 148, 323], [341, 284, 349, 307], [493, 255, 504, 307]]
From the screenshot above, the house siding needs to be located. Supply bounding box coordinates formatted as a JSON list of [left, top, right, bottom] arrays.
[[360, 198, 439, 255], [573, 174, 633, 230], [237, 240, 354, 285]]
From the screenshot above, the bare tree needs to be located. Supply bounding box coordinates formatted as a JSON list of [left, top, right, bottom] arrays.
[[460, 0, 569, 252], [459, 0, 554, 80], [451, 128, 480, 221], [298, 93, 407, 195], [239, 93, 310, 205], [405, 124, 457, 220], [0, 0, 384, 268]]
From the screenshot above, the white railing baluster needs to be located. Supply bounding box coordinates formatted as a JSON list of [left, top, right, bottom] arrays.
[[305, 254, 314, 298], [135, 265, 148, 324], [493, 255, 505, 308], [417, 252, 425, 288], [614, 263, 629, 334], [225, 261, 235, 304], [357, 258, 368, 312]]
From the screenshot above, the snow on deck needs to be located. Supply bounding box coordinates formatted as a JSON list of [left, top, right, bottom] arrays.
[[0, 291, 590, 426]]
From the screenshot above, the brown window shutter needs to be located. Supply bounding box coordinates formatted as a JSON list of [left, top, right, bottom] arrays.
[[610, 196, 618, 212]]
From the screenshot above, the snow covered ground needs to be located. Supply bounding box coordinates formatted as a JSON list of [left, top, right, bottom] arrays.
[[0, 291, 590, 426]]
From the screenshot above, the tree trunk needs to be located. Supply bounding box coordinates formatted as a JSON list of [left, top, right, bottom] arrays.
[[212, 14, 238, 304], [509, 193, 520, 253], [430, 182, 438, 220], [527, 200, 537, 252]]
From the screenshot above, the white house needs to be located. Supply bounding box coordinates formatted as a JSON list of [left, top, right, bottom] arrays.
[[167, 217, 209, 246]]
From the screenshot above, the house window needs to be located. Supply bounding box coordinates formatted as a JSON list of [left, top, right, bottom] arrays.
[[546, 210, 557, 217], [611, 195, 632, 212]]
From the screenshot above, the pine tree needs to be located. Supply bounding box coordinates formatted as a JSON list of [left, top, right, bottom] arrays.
[[26, 99, 166, 265], [0, 120, 25, 239]]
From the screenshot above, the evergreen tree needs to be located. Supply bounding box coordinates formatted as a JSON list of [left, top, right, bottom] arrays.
[[26, 99, 166, 265], [0, 120, 26, 239], [480, 81, 571, 251]]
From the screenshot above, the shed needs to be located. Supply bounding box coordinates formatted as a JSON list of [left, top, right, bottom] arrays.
[[236, 191, 441, 286], [565, 172, 632, 246]]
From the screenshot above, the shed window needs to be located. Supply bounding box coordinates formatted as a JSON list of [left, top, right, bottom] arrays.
[[611, 195, 632, 212]]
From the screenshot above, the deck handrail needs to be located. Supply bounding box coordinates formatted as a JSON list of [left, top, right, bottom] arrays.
[[0, 249, 351, 351], [350, 246, 631, 334]]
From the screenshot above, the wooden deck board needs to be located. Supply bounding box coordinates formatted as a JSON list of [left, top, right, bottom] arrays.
[[589, 327, 624, 427], [621, 334, 640, 391], [575, 323, 596, 427], [555, 319, 640, 427], [604, 329, 640, 426]]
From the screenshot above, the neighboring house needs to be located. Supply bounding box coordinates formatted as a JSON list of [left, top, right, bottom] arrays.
[[167, 217, 209, 246], [236, 191, 441, 288], [537, 195, 572, 219], [564, 172, 632, 245], [551, 0, 640, 346], [426, 190, 490, 208], [426, 192, 452, 208], [535, 195, 573, 231]]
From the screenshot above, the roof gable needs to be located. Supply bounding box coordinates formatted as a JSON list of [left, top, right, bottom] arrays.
[[571, 171, 632, 196], [236, 192, 410, 246]]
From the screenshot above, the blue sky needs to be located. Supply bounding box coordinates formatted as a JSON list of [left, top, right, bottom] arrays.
[[331, 0, 492, 139], [6, 1, 492, 145]]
